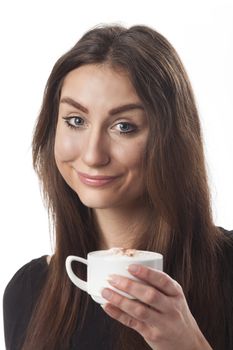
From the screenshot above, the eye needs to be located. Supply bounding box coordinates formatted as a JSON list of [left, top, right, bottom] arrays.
[[62, 116, 85, 129], [115, 122, 137, 134]]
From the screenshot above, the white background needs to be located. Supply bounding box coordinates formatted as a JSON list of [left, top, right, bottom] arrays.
[[0, 0, 232, 347]]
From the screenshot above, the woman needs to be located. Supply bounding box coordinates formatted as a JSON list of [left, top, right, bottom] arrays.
[[3, 24, 233, 350]]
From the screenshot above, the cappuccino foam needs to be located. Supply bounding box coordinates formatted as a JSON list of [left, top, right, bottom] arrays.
[[91, 247, 159, 260], [109, 247, 138, 256]]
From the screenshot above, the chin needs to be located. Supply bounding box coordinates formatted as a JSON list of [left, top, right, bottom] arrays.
[[77, 193, 117, 209]]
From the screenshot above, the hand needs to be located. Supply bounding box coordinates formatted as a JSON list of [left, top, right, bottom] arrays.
[[101, 264, 212, 350]]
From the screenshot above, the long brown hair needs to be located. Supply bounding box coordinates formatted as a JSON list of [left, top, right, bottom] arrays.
[[22, 24, 232, 349]]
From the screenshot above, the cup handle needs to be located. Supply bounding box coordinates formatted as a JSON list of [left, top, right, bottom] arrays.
[[65, 255, 88, 292]]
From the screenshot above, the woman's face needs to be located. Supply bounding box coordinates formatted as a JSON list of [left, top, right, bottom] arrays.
[[55, 64, 149, 210]]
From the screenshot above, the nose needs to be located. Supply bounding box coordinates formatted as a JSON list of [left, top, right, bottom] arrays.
[[81, 128, 110, 167]]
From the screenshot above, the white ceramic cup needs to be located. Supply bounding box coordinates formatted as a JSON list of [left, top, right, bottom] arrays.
[[65, 248, 163, 304]]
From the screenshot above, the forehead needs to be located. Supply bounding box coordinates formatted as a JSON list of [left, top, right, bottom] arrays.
[[60, 64, 142, 108]]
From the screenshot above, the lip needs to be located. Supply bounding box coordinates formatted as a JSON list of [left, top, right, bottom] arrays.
[[77, 171, 120, 187]]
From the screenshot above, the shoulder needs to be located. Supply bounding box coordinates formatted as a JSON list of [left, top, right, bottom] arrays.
[[217, 226, 233, 261], [217, 228, 233, 347], [216, 227, 233, 291], [218, 226, 233, 239], [218, 226, 233, 253], [4, 255, 49, 305], [3, 255, 49, 349]]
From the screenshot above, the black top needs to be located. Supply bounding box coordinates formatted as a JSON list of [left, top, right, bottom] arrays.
[[3, 227, 233, 350], [3, 255, 117, 350]]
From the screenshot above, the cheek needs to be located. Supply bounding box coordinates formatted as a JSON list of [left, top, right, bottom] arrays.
[[113, 139, 146, 179], [54, 129, 81, 162]]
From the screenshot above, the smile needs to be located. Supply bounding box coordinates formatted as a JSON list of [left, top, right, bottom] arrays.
[[77, 172, 120, 187]]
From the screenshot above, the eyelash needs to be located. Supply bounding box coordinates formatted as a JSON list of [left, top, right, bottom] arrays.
[[115, 122, 137, 134], [62, 116, 84, 129], [62, 116, 137, 135]]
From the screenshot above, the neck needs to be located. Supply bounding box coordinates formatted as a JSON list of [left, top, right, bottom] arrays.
[[92, 203, 151, 250]]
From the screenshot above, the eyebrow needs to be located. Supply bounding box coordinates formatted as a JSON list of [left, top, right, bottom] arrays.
[[60, 97, 144, 116]]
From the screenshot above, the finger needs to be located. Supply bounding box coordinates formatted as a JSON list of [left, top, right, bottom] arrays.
[[127, 264, 182, 297], [107, 274, 168, 312], [102, 302, 161, 345], [101, 287, 161, 325], [102, 302, 142, 329]]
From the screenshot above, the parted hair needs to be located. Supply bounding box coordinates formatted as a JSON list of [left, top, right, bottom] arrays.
[[22, 24, 232, 349]]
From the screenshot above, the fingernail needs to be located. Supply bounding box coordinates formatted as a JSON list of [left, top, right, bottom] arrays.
[[101, 288, 113, 300], [107, 275, 119, 286], [127, 264, 140, 273]]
